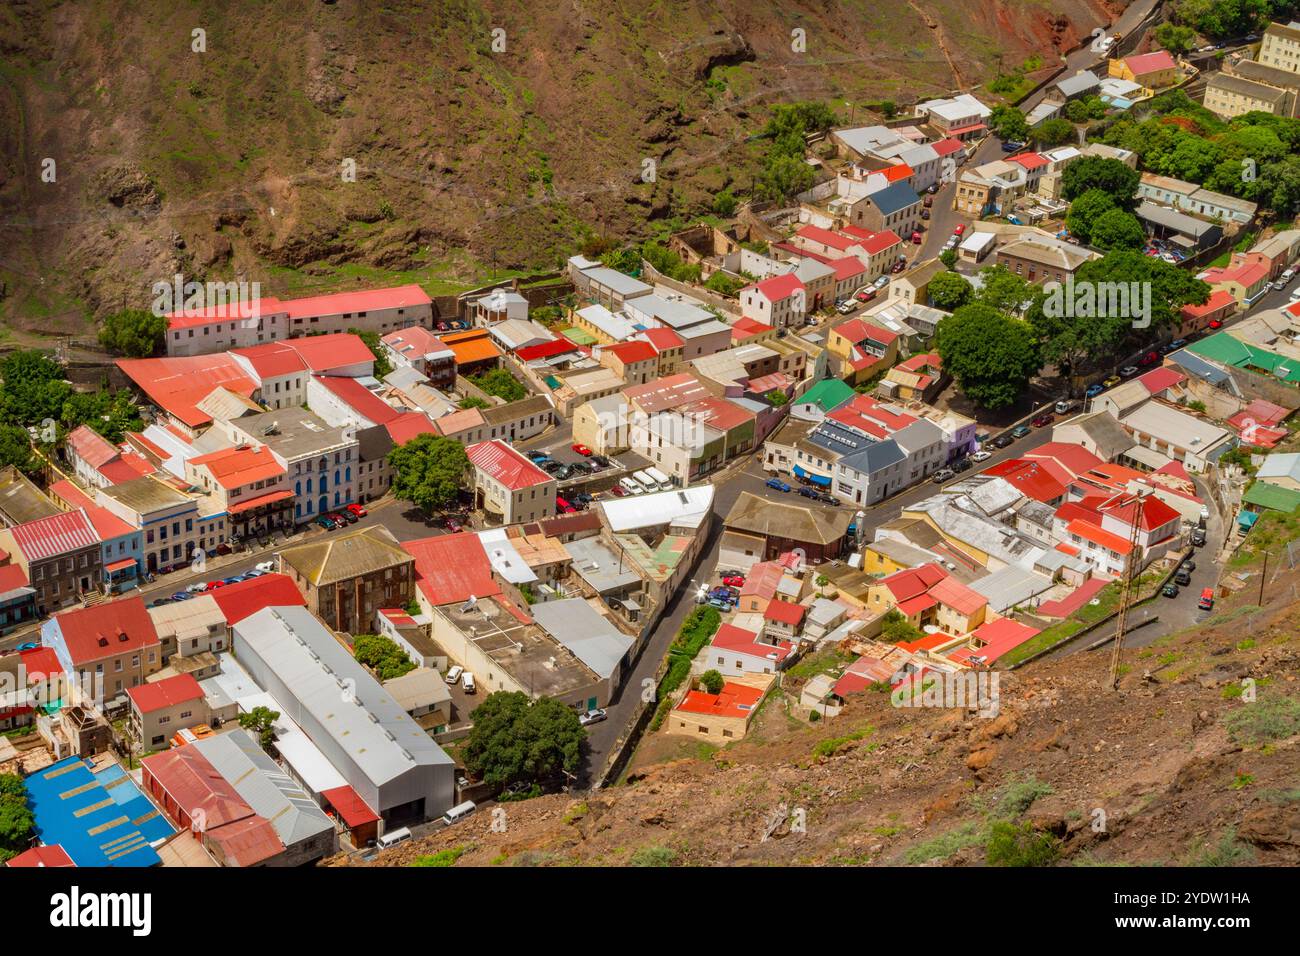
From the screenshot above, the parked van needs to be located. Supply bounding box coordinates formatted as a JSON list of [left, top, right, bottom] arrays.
[[1198, 587, 1215, 611], [632, 469, 661, 492], [444, 665, 464, 685], [461, 671, 476, 694], [377, 826, 412, 850], [619, 476, 645, 496], [442, 800, 477, 826], [644, 466, 672, 490]]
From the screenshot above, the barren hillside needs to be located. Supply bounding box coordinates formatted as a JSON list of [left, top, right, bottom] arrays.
[[0, 0, 1123, 334]]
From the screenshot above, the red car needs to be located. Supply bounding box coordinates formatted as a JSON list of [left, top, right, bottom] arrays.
[[891, 260, 906, 274], [953, 224, 966, 235], [722, 575, 745, 588], [345, 503, 367, 518], [571, 443, 593, 456], [911, 231, 923, 244], [556, 496, 576, 514], [856, 288, 875, 302], [1208, 319, 1224, 329], [444, 516, 462, 533], [1137, 351, 1159, 366], [206, 581, 227, 590], [1031, 412, 1055, 428]]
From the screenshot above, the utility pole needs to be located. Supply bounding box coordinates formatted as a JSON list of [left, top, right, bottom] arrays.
[[1109, 490, 1148, 691], [1259, 550, 1270, 606]]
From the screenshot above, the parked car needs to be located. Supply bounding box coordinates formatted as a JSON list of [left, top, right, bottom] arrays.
[[1174, 569, 1192, 586], [1198, 587, 1215, 611], [991, 433, 1015, 449], [953, 224, 966, 236], [873, 275, 890, 290], [911, 231, 923, 244], [528, 451, 550, 463], [571, 443, 593, 456], [315, 515, 337, 530], [255, 560, 276, 574], [243, 569, 266, 578], [1181, 558, 1196, 572], [951, 457, 972, 473], [797, 486, 821, 499], [891, 260, 906, 274], [931, 468, 955, 483], [970, 449, 992, 462], [542, 460, 567, 475], [206, 581, 228, 590], [817, 492, 838, 505], [551, 465, 575, 481], [855, 288, 876, 302], [722, 575, 745, 588], [1054, 398, 1078, 415], [1119, 365, 1140, 378], [1011, 425, 1032, 439], [1137, 351, 1159, 367], [149, 598, 175, 607], [1102, 374, 1122, 388], [171, 592, 192, 602], [345, 503, 367, 518], [708, 598, 733, 610], [445, 516, 463, 533], [1001, 140, 1025, 152], [837, 301, 855, 314], [1208, 319, 1224, 329], [923, 195, 933, 208], [765, 478, 791, 492], [186, 582, 208, 593], [590, 454, 613, 468], [920, 208, 931, 220], [578, 708, 608, 726], [327, 512, 351, 526], [1031, 413, 1054, 428], [1161, 582, 1179, 599], [1085, 383, 1105, 399], [1190, 528, 1207, 547], [445, 665, 464, 685]]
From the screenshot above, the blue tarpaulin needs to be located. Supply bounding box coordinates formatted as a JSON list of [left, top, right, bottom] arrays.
[[793, 465, 832, 487]]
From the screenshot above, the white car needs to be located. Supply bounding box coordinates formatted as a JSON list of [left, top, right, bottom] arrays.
[[186, 582, 208, 593], [970, 450, 992, 463], [255, 560, 276, 573], [578, 708, 607, 726], [444, 665, 464, 685], [873, 275, 890, 290]]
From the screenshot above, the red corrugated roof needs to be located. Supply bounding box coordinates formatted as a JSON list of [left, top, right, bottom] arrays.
[[882, 562, 948, 601], [880, 163, 914, 182], [1137, 366, 1186, 395], [1101, 492, 1180, 531], [228, 489, 293, 514], [322, 785, 382, 829], [602, 340, 657, 364], [1123, 50, 1176, 76], [1009, 152, 1049, 171], [746, 272, 803, 301], [385, 411, 439, 445], [928, 576, 987, 616], [116, 354, 258, 428], [66, 426, 119, 469], [208, 573, 305, 625], [838, 226, 903, 254], [763, 598, 806, 625], [638, 327, 685, 352], [5, 845, 75, 868], [515, 338, 580, 362], [710, 622, 794, 662], [10, 510, 101, 564], [930, 137, 964, 157], [312, 375, 400, 425], [127, 673, 204, 713], [404, 532, 499, 607], [830, 256, 867, 280], [1179, 289, 1235, 319], [982, 458, 1066, 503], [189, 445, 285, 490], [1066, 518, 1133, 555], [467, 440, 553, 490], [230, 341, 309, 378]]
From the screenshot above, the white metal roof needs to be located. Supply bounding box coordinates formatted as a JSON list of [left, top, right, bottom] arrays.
[[597, 484, 715, 532]]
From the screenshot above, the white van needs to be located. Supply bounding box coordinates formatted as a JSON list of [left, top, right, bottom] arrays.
[[441, 800, 476, 826], [377, 826, 412, 849], [644, 466, 672, 490], [461, 671, 476, 694], [619, 476, 645, 496], [632, 469, 661, 492], [444, 665, 464, 685]]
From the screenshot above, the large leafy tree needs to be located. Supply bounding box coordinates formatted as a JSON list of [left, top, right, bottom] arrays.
[[469, 368, 527, 403], [0, 351, 72, 428], [972, 265, 1035, 315], [0, 773, 33, 863], [927, 271, 974, 311], [389, 432, 469, 512], [99, 309, 167, 358], [0, 425, 36, 475], [61, 389, 143, 444], [462, 691, 585, 787], [1061, 156, 1141, 208], [353, 634, 416, 681], [1064, 188, 1117, 245], [936, 303, 1040, 409], [1089, 208, 1146, 252], [1034, 118, 1076, 148], [990, 105, 1030, 142], [1028, 251, 1210, 377]]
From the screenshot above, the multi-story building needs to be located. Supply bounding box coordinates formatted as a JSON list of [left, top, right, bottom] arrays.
[[739, 273, 805, 329], [380, 326, 457, 388], [185, 443, 292, 541], [1257, 19, 1300, 75], [995, 236, 1100, 285], [0, 511, 103, 614], [96, 476, 224, 575], [466, 440, 556, 524], [220, 409, 359, 526], [126, 674, 209, 750], [279, 525, 415, 635], [827, 318, 900, 385], [41, 596, 162, 705]]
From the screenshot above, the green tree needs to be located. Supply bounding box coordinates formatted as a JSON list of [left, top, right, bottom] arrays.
[[462, 691, 586, 787], [990, 105, 1030, 142], [1034, 117, 1076, 148], [1154, 22, 1196, 54], [704, 271, 744, 296], [0, 425, 36, 475], [936, 302, 1040, 409], [389, 432, 469, 513], [349, 327, 393, 379], [600, 246, 641, 274], [1061, 156, 1141, 208], [353, 634, 416, 680], [939, 248, 958, 268], [469, 368, 527, 402], [0, 771, 33, 862], [61, 389, 142, 444], [0, 351, 72, 428], [1064, 188, 1117, 244], [712, 189, 738, 216], [458, 396, 490, 409], [973, 265, 1034, 315], [238, 705, 281, 750], [700, 669, 725, 694], [880, 609, 924, 644], [765, 389, 788, 407], [927, 271, 974, 311], [1089, 208, 1146, 251], [99, 308, 167, 358]]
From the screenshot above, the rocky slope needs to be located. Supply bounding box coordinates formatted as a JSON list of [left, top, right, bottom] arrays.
[[334, 560, 1300, 868], [0, 0, 1122, 334]]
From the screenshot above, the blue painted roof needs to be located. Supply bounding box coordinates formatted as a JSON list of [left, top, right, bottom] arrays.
[[24, 756, 172, 866], [870, 181, 922, 217], [808, 420, 906, 474]]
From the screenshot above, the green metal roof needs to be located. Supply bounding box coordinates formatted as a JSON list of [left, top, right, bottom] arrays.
[[798, 378, 855, 413], [1187, 333, 1300, 384], [1242, 480, 1300, 513]]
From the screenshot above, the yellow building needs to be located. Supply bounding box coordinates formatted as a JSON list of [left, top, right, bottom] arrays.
[[1108, 51, 1178, 96]]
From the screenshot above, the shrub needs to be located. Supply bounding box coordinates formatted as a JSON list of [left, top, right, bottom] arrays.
[[1222, 695, 1300, 745], [986, 820, 1059, 867], [630, 845, 677, 867], [699, 669, 724, 695]]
